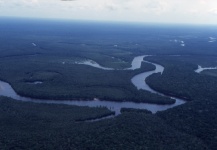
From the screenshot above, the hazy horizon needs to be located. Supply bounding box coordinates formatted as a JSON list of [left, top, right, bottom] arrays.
[[0, 0, 217, 25]]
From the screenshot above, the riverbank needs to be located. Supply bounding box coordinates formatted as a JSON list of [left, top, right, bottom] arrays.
[[0, 55, 186, 114]]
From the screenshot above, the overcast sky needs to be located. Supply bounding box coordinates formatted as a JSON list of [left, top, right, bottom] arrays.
[[0, 0, 217, 24]]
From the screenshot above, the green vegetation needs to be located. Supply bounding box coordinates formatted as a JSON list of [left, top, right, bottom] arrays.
[[2, 19, 178, 104], [0, 97, 114, 123], [0, 19, 217, 104], [201, 69, 217, 77], [0, 97, 208, 150], [120, 108, 152, 114], [143, 55, 217, 149], [1, 19, 217, 149], [146, 56, 217, 101], [0, 55, 174, 104], [157, 99, 217, 150]]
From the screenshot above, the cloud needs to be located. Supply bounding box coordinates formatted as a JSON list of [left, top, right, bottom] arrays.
[[0, 0, 39, 8], [209, 8, 217, 15], [0, 0, 217, 24], [24, 0, 38, 3], [0, 0, 4, 6], [105, 3, 118, 11]]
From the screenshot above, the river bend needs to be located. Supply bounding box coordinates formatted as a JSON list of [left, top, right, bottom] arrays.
[[0, 55, 186, 116]]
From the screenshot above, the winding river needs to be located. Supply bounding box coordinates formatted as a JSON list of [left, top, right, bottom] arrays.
[[0, 55, 186, 116]]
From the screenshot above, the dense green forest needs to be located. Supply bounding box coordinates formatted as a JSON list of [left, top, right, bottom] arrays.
[[120, 108, 152, 114], [0, 55, 174, 104], [1, 19, 177, 104], [201, 69, 217, 77], [145, 55, 217, 101], [157, 99, 217, 150], [0, 19, 217, 104], [1, 19, 217, 149], [0, 97, 209, 150]]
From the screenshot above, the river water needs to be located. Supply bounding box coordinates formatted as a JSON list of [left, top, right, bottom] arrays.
[[0, 55, 186, 115], [75, 55, 146, 70], [195, 65, 217, 73]]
